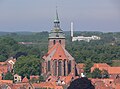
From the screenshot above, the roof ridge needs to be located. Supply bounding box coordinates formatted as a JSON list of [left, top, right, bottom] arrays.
[[51, 42, 68, 60]]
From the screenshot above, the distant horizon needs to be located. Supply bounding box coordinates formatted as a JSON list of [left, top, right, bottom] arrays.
[[0, 0, 120, 32], [0, 30, 120, 33]]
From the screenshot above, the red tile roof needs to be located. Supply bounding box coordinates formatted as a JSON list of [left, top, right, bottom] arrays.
[[0, 65, 8, 74], [43, 42, 68, 60], [115, 83, 120, 89], [33, 82, 55, 89], [0, 62, 6, 65], [22, 77, 29, 83], [91, 63, 120, 75], [51, 42, 67, 60], [30, 75, 39, 80], [90, 79, 114, 89], [91, 63, 110, 72], [43, 42, 59, 59], [77, 63, 85, 68], [33, 82, 63, 89], [12, 83, 32, 89], [0, 80, 13, 84], [93, 63, 110, 68], [108, 67, 120, 74]]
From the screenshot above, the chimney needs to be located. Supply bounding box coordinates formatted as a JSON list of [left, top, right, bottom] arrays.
[[71, 22, 74, 37]]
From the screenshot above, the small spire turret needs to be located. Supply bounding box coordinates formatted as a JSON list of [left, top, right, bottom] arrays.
[[54, 7, 60, 28]]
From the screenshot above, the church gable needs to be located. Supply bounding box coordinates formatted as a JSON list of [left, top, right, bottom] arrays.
[[42, 9, 79, 77], [51, 42, 68, 60], [43, 42, 74, 61]]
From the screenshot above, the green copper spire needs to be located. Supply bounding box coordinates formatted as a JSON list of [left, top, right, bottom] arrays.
[[49, 8, 65, 39], [56, 8, 59, 21], [54, 7, 60, 28]]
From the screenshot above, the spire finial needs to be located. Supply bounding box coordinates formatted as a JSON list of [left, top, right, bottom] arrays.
[[54, 6, 60, 28], [55, 6, 59, 22]]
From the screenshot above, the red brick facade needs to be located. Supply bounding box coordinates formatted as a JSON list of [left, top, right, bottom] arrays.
[[48, 38, 65, 50], [42, 42, 77, 78]]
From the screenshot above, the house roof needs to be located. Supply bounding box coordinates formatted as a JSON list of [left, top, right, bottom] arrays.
[[0, 80, 13, 84], [33, 82, 55, 88], [14, 74, 20, 76], [33, 82, 63, 89], [46, 75, 76, 85], [108, 67, 120, 74], [30, 75, 39, 80], [12, 83, 32, 89], [77, 63, 85, 68], [115, 83, 120, 89], [91, 63, 111, 72], [0, 65, 8, 74], [91, 63, 120, 75], [22, 77, 29, 83], [93, 63, 110, 68], [90, 79, 114, 89], [0, 62, 6, 65], [43, 42, 74, 61]]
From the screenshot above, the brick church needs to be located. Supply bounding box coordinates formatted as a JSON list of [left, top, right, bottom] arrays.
[[41, 10, 81, 79]]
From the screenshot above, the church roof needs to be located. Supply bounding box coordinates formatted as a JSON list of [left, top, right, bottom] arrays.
[[51, 42, 67, 60], [43, 42, 74, 61], [49, 31, 65, 39]]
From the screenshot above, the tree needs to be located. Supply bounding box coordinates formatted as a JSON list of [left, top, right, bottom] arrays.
[[39, 75, 44, 82], [84, 59, 93, 77], [30, 75, 44, 83], [92, 68, 102, 78], [14, 55, 41, 77], [68, 77, 95, 89], [4, 72, 13, 80], [101, 69, 109, 78]]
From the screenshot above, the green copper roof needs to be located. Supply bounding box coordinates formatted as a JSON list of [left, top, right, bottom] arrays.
[[49, 9, 65, 39], [49, 31, 65, 39]]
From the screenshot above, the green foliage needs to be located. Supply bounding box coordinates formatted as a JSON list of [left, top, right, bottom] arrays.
[[101, 70, 109, 78], [92, 68, 102, 78], [4, 72, 13, 80], [84, 59, 93, 77], [66, 32, 120, 63], [1, 31, 120, 64], [111, 60, 120, 67], [14, 55, 41, 77], [0, 37, 18, 61], [39, 75, 44, 82], [8, 31, 49, 42], [0, 35, 47, 62], [0, 55, 7, 62], [30, 76, 44, 83], [1, 31, 120, 79], [92, 68, 109, 79]]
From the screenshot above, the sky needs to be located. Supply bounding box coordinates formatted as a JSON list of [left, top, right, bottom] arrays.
[[0, 0, 120, 32]]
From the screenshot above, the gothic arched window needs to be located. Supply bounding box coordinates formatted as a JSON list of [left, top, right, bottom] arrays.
[[59, 40, 61, 44], [53, 40, 56, 45], [48, 61, 50, 71]]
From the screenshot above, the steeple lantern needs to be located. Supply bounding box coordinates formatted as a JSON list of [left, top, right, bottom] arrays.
[[48, 9, 65, 50]]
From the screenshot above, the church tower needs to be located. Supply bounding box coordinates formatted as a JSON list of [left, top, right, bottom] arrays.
[[42, 10, 79, 79], [48, 9, 65, 50]]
